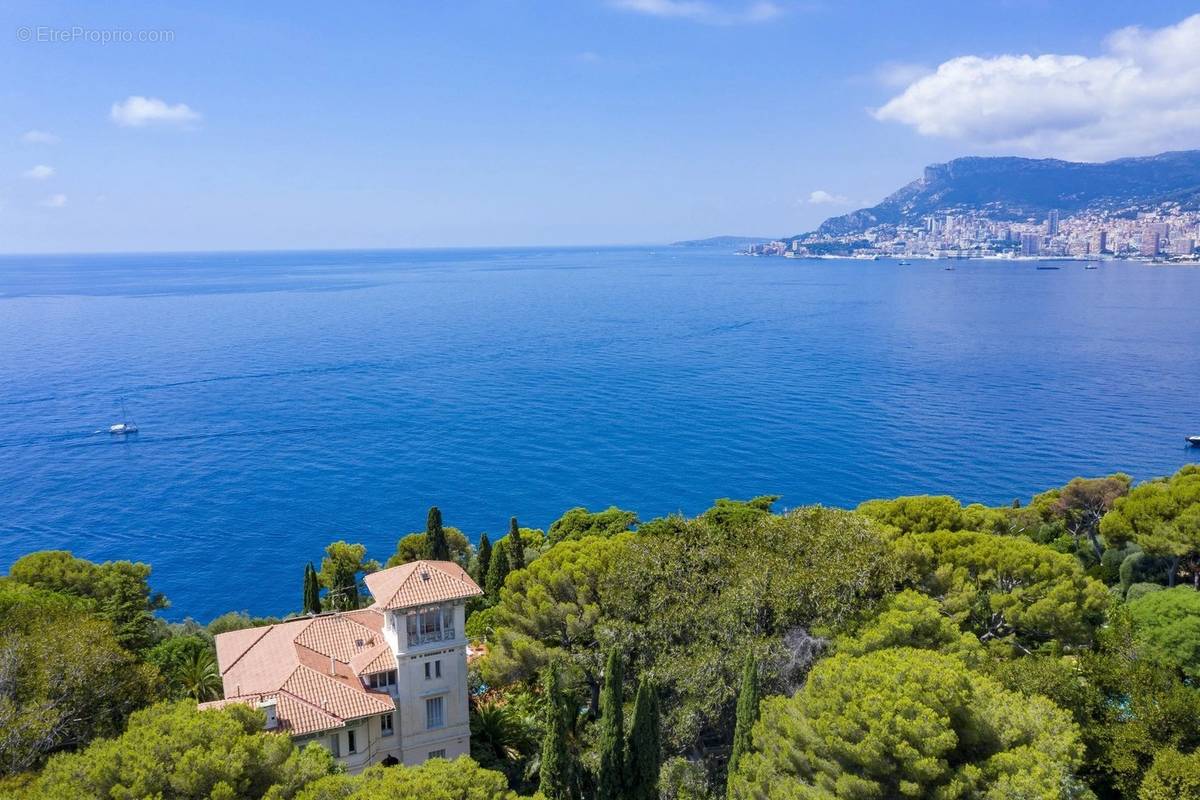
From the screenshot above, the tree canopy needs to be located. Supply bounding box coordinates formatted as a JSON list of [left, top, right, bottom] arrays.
[[317, 541, 379, 611], [25, 701, 336, 800], [292, 756, 514, 800], [427, 506, 451, 561], [836, 588, 983, 664], [989, 606, 1200, 798], [481, 534, 632, 708], [7, 550, 167, 652], [699, 496, 779, 534], [1053, 474, 1131, 559], [145, 635, 222, 700], [0, 581, 157, 774], [1101, 465, 1200, 587], [9, 470, 1200, 800], [896, 530, 1109, 651], [1127, 586, 1200, 678], [547, 506, 638, 546], [1139, 748, 1200, 800], [855, 494, 1008, 535], [608, 506, 904, 750], [728, 647, 1085, 800], [386, 528, 471, 569]]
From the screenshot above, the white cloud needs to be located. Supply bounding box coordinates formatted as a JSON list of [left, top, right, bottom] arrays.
[[610, 0, 781, 24], [807, 189, 850, 205], [23, 165, 55, 180], [41, 194, 67, 208], [873, 13, 1200, 160], [577, 51, 602, 63], [110, 95, 201, 128], [22, 130, 60, 144]]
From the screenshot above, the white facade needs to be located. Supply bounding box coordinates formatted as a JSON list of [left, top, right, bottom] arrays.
[[295, 600, 472, 772], [385, 600, 472, 766]]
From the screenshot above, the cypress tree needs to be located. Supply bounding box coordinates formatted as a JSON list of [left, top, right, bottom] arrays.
[[597, 649, 627, 800], [485, 540, 510, 600], [627, 680, 661, 800], [727, 653, 759, 789], [475, 532, 492, 586], [427, 506, 450, 561], [540, 663, 572, 800], [302, 562, 322, 615], [508, 516, 525, 570]]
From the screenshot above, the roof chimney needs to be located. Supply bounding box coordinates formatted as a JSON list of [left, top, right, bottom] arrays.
[[257, 697, 279, 730]]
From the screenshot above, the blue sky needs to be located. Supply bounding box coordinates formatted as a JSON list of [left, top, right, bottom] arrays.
[[3, 1, 1199, 252]]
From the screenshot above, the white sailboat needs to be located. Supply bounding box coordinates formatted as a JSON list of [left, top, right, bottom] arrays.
[[110, 398, 139, 435]]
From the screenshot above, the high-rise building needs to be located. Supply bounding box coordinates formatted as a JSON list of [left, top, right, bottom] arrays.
[[1020, 233, 1040, 257], [1094, 231, 1107, 253], [1046, 209, 1060, 236], [1140, 231, 1161, 257]]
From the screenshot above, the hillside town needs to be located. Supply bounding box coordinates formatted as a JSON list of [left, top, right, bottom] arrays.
[[747, 206, 1200, 261]]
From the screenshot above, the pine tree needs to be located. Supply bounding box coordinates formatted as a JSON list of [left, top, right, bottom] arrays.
[[508, 516, 526, 571], [727, 652, 760, 790], [475, 532, 492, 586], [627, 680, 661, 800], [302, 562, 321, 615], [485, 540, 510, 600], [598, 649, 627, 800], [540, 663, 572, 800], [427, 506, 450, 561]]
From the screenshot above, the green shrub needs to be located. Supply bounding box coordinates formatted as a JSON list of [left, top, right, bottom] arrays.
[[1100, 545, 1138, 584], [1127, 587, 1200, 678], [1120, 552, 1171, 590], [1125, 583, 1164, 603]]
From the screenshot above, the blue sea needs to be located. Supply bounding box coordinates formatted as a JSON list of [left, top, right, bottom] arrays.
[[2, 248, 1198, 621]]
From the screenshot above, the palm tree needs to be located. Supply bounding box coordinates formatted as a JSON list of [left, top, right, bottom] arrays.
[[176, 647, 223, 701], [470, 698, 534, 775]]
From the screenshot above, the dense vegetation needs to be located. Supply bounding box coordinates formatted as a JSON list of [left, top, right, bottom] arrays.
[[3, 468, 1200, 799]]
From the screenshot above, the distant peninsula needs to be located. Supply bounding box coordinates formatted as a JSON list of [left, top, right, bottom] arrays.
[[671, 235, 773, 249]]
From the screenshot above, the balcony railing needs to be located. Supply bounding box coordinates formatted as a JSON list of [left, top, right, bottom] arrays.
[[407, 626, 455, 647]]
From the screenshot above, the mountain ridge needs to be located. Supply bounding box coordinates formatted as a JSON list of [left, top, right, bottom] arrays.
[[801, 150, 1200, 239]]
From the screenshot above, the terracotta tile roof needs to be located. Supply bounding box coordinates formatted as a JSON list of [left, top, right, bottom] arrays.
[[356, 645, 398, 676], [213, 625, 273, 671], [363, 560, 482, 610], [342, 608, 385, 630], [200, 686, 356, 736], [211, 613, 397, 737], [274, 692, 351, 735], [282, 665, 394, 722], [295, 614, 380, 663], [219, 619, 313, 698]]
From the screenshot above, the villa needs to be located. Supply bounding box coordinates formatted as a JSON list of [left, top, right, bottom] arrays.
[[200, 560, 482, 771]]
